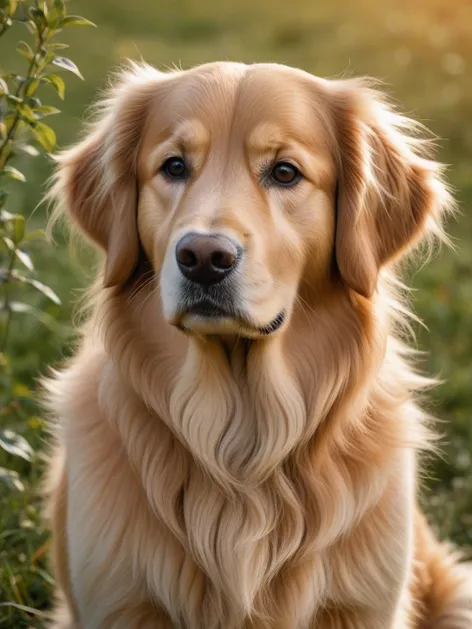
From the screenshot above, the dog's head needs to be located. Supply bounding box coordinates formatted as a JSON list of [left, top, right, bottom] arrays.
[[52, 62, 450, 339]]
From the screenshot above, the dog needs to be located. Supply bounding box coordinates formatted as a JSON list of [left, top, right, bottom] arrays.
[[44, 61, 472, 628]]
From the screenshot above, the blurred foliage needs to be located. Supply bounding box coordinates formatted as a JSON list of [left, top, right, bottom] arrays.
[[0, 0, 93, 625], [0, 0, 471, 626]]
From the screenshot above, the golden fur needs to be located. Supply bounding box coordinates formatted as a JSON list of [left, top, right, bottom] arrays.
[[44, 61, 472, 629]]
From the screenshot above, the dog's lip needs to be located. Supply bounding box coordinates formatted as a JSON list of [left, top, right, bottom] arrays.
[[175, 302, 286, 337], [184, 299, 233, 318], [257, 310, 285, 335]]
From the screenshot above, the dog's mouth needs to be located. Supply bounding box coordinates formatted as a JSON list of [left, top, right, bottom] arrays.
[[186, 299, 232, 319], [175, 300, 286, 338]]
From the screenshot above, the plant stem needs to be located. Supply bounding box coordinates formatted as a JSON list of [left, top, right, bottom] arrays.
[[0, 243, 17, 353], [0, 27, 46, 168]]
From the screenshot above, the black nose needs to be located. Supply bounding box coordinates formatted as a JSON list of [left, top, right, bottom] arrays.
[[175, 233, 240, 286]]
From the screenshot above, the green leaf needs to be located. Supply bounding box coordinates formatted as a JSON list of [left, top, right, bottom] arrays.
[[32, 121, 56, 152], [47, 42, 69, 50], [18, 103, 38, 124], [8, 301, 59, 330], [6, 93, 22, 104], [29, 279, 61, 304], [61, 15, 96, 28], [17, 40, 34, 62], [23, 228, 46, 241], [15, 248, 34, 271], [24, 19, 38, 37], [12, 214, 24, 244], [52, 56, 83, 79], [12, 272, 61, 304], [26, 79, 40, 97], [2, 235, 15, 248], [0, 467, 25, 492], [26, 96, 41, 108], [48, 0, 64, 27], [0, 13, 13, 29], [33, 104, 60, 118], [0, 429, 33, 461], [7, 0, 18, 17], [12, 382, 32, 399], [29, 7, 47, 30], [3, 239, 35, 271], [0, 209, 15, 224], [41, 74, 65, 99], [3, 165, 26, 182]]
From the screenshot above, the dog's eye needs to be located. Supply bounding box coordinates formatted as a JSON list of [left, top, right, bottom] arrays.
[[161, 157, 189, 181], [270, 162, 300, 186]]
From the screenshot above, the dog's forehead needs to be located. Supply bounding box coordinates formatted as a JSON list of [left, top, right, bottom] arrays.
[[145, 62, 330, 149]]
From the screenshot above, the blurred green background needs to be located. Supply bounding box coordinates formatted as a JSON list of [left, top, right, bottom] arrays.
[[1, 0, 472, 625]]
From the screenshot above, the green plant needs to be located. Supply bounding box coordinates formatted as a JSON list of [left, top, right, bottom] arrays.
[[0, 3, 94, 615]]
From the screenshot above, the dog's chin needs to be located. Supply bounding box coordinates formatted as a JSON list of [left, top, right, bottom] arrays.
[[176, 310, 286, 340]]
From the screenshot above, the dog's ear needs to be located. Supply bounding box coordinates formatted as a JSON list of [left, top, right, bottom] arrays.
[[50, 64, 166, 287], [330, 79, 452, 298]]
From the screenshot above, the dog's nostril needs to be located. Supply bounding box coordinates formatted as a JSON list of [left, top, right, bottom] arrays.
[[175, 233, 241, 286], [211, 250, 235, 270], [177, 248, 197, 268]]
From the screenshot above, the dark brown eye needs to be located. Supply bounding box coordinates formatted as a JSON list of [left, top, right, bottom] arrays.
[[161, 157, 188, 180], [270, 162, 300, 186]]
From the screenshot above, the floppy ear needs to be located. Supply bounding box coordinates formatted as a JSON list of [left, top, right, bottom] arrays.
[[50, 64, 165, 287], [331, 79, 452, 298]]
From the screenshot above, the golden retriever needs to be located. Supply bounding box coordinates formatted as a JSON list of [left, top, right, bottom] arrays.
[[44, 61, 472, 629]]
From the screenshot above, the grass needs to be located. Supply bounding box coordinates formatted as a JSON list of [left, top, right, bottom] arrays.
[[1, 0, 472, 625]]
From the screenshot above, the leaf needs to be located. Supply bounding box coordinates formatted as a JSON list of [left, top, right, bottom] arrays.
[[48, 0, 65, 26], [61, 15, 96, 28], [0, 12, 13, 29], [12, 383, 31, 399], [26, 96, 41, 108], [8, 301, 59, 330], [17, 41, 34, 63], [52, 57, 84, 80], [7, 0, 18, 17], [3, 239, 35, 271], [18, 103, 37, 124], [26, 79, 40, 97], [0, 210, 16, 223], [32, 121, 56, 152], [33, 105, 60, 118], [41, 74, 65, 99], [19, 276, 61, 304], [3, 165, 26, 182], [47, 42, 69, 51], [23, 228, 46, 241], [6, 93, 22, 104], [15, 248, 34, 271], [0, 429, 33, 461], [17, 144, 40, 157], [24, 19, 38, 37], [12, 214, 24, 244], [0, 467, 25, 492], [29, 7, 47, 30]]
